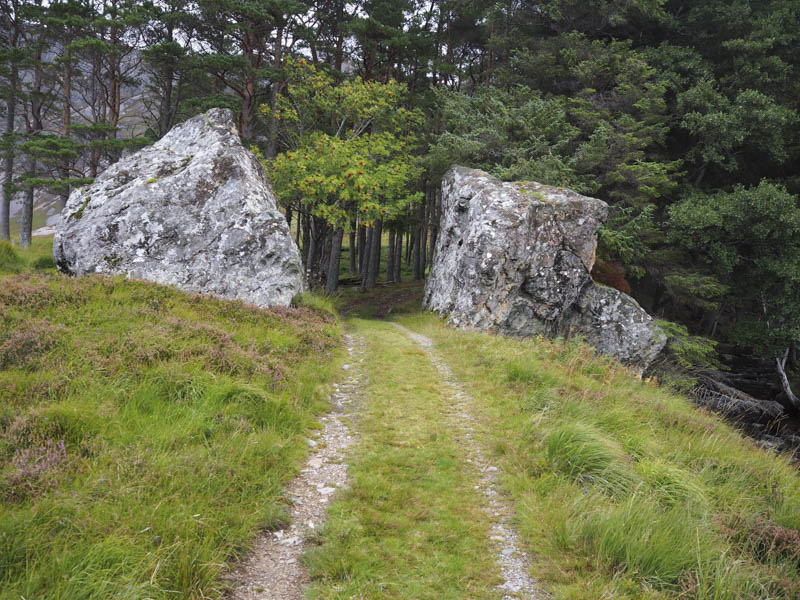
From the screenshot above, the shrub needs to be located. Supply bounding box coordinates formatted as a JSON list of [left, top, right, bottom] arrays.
[[591, 259, 631, 294], [32, 256, 56, 271], [2, 439, 68, 501], [0, 319, 63, 370]]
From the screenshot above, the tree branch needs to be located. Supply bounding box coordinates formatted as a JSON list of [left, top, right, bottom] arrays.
[[776, 347, 800, 411]]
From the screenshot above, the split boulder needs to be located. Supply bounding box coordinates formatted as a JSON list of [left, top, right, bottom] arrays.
[[424, 166, 666, 373], [53, 108, 304, 307]]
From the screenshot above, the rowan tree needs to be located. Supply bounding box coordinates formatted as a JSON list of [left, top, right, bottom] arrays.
[[265, 59, 423, 292]]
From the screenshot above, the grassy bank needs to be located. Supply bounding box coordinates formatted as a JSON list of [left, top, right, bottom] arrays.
[[6, 239, 800, 599], [394, 307, 800, 599], [330, 281, 800, 598], [0, 241, 342, 599]]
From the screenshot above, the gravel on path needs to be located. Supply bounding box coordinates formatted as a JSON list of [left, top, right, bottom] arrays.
[[226, 334, 363, 600]]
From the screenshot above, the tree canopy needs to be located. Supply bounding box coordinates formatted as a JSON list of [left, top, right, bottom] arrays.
[[2, 0, 799, 401]]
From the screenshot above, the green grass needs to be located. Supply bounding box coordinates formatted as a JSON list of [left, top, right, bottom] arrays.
[[390, 304, 800, 599], [6, 238, 800, 599], [0, 238, 54, 274], [0, 241, 343, 599], [304, 319, 503, 599], [0, 242, 25, 273]]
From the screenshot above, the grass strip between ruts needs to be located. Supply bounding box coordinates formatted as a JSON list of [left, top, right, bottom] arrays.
[[304, 318, 503, 600]]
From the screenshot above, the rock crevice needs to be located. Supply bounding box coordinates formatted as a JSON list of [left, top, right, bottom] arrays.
[[424, 166, 666, 373]]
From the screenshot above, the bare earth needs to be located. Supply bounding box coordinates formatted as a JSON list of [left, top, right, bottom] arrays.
[[226, 334, 363, 600]]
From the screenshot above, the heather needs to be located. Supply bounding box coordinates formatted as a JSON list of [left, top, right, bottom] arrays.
[[0, 243, 341, 599]]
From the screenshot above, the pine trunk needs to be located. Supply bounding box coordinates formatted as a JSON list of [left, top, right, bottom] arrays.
[[319, 226, 332, 290], [302, 211, 311, 266], [19, 161, 34, 248], [394, 228, 403, 283], [295, 208, 302, 247], [325, 228, 345, 295], [358, 223, 367, 275], [1, 64, 16, 241], [413, 201, 423, 281], [420, 200, 428, 276], [59, 54, 72, 210], [386, 228, 396, 282], [348, 228, 357, 274], [266, 24, 284, 159], [366, 219, 383, 289], [306, 229, 316, 285], [428, 188, 439, 265], [360, 227, 373, 291]]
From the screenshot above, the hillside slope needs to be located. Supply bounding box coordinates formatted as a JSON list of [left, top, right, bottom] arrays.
[[321, 284, 800, 599], [4, 242, 800, 599], [0, 241, 341, 599]]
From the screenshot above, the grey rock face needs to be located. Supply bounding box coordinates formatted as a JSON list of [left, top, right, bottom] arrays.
[[424, 165, 666, 373], [53, 108, 304, 307]]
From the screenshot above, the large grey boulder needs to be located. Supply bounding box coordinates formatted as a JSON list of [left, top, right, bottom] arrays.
[[424, 166, 666, 373], [54, 108, 304, 307]]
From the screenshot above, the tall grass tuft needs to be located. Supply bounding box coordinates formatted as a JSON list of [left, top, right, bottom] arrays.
[[572, 496, 716, 587], [637, 458, 707, 509], [546, 423, 635, 495], [0, 242, 24, 273]]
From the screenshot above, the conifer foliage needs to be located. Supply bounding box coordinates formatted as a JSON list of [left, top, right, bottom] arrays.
[[1, 0, 799, 396]]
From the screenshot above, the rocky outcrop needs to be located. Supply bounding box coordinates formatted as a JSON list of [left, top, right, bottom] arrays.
[[424, 166, 666, 373], [53, 108, 304, 307]]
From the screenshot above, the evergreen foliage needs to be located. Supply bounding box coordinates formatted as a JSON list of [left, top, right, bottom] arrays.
[[1, 0, 798, 390]]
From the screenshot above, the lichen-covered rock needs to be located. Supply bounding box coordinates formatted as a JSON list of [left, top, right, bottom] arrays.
[[53, 108, 304, 307], [424, 166, 666, 373]]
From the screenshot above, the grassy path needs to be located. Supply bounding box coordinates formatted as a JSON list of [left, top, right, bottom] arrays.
[[303, 284, 800, 599], [305, 318, 513, 599], [390, 310, 800, 599], [228, 335, 362, 599], [388, 322, 548, 600]]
